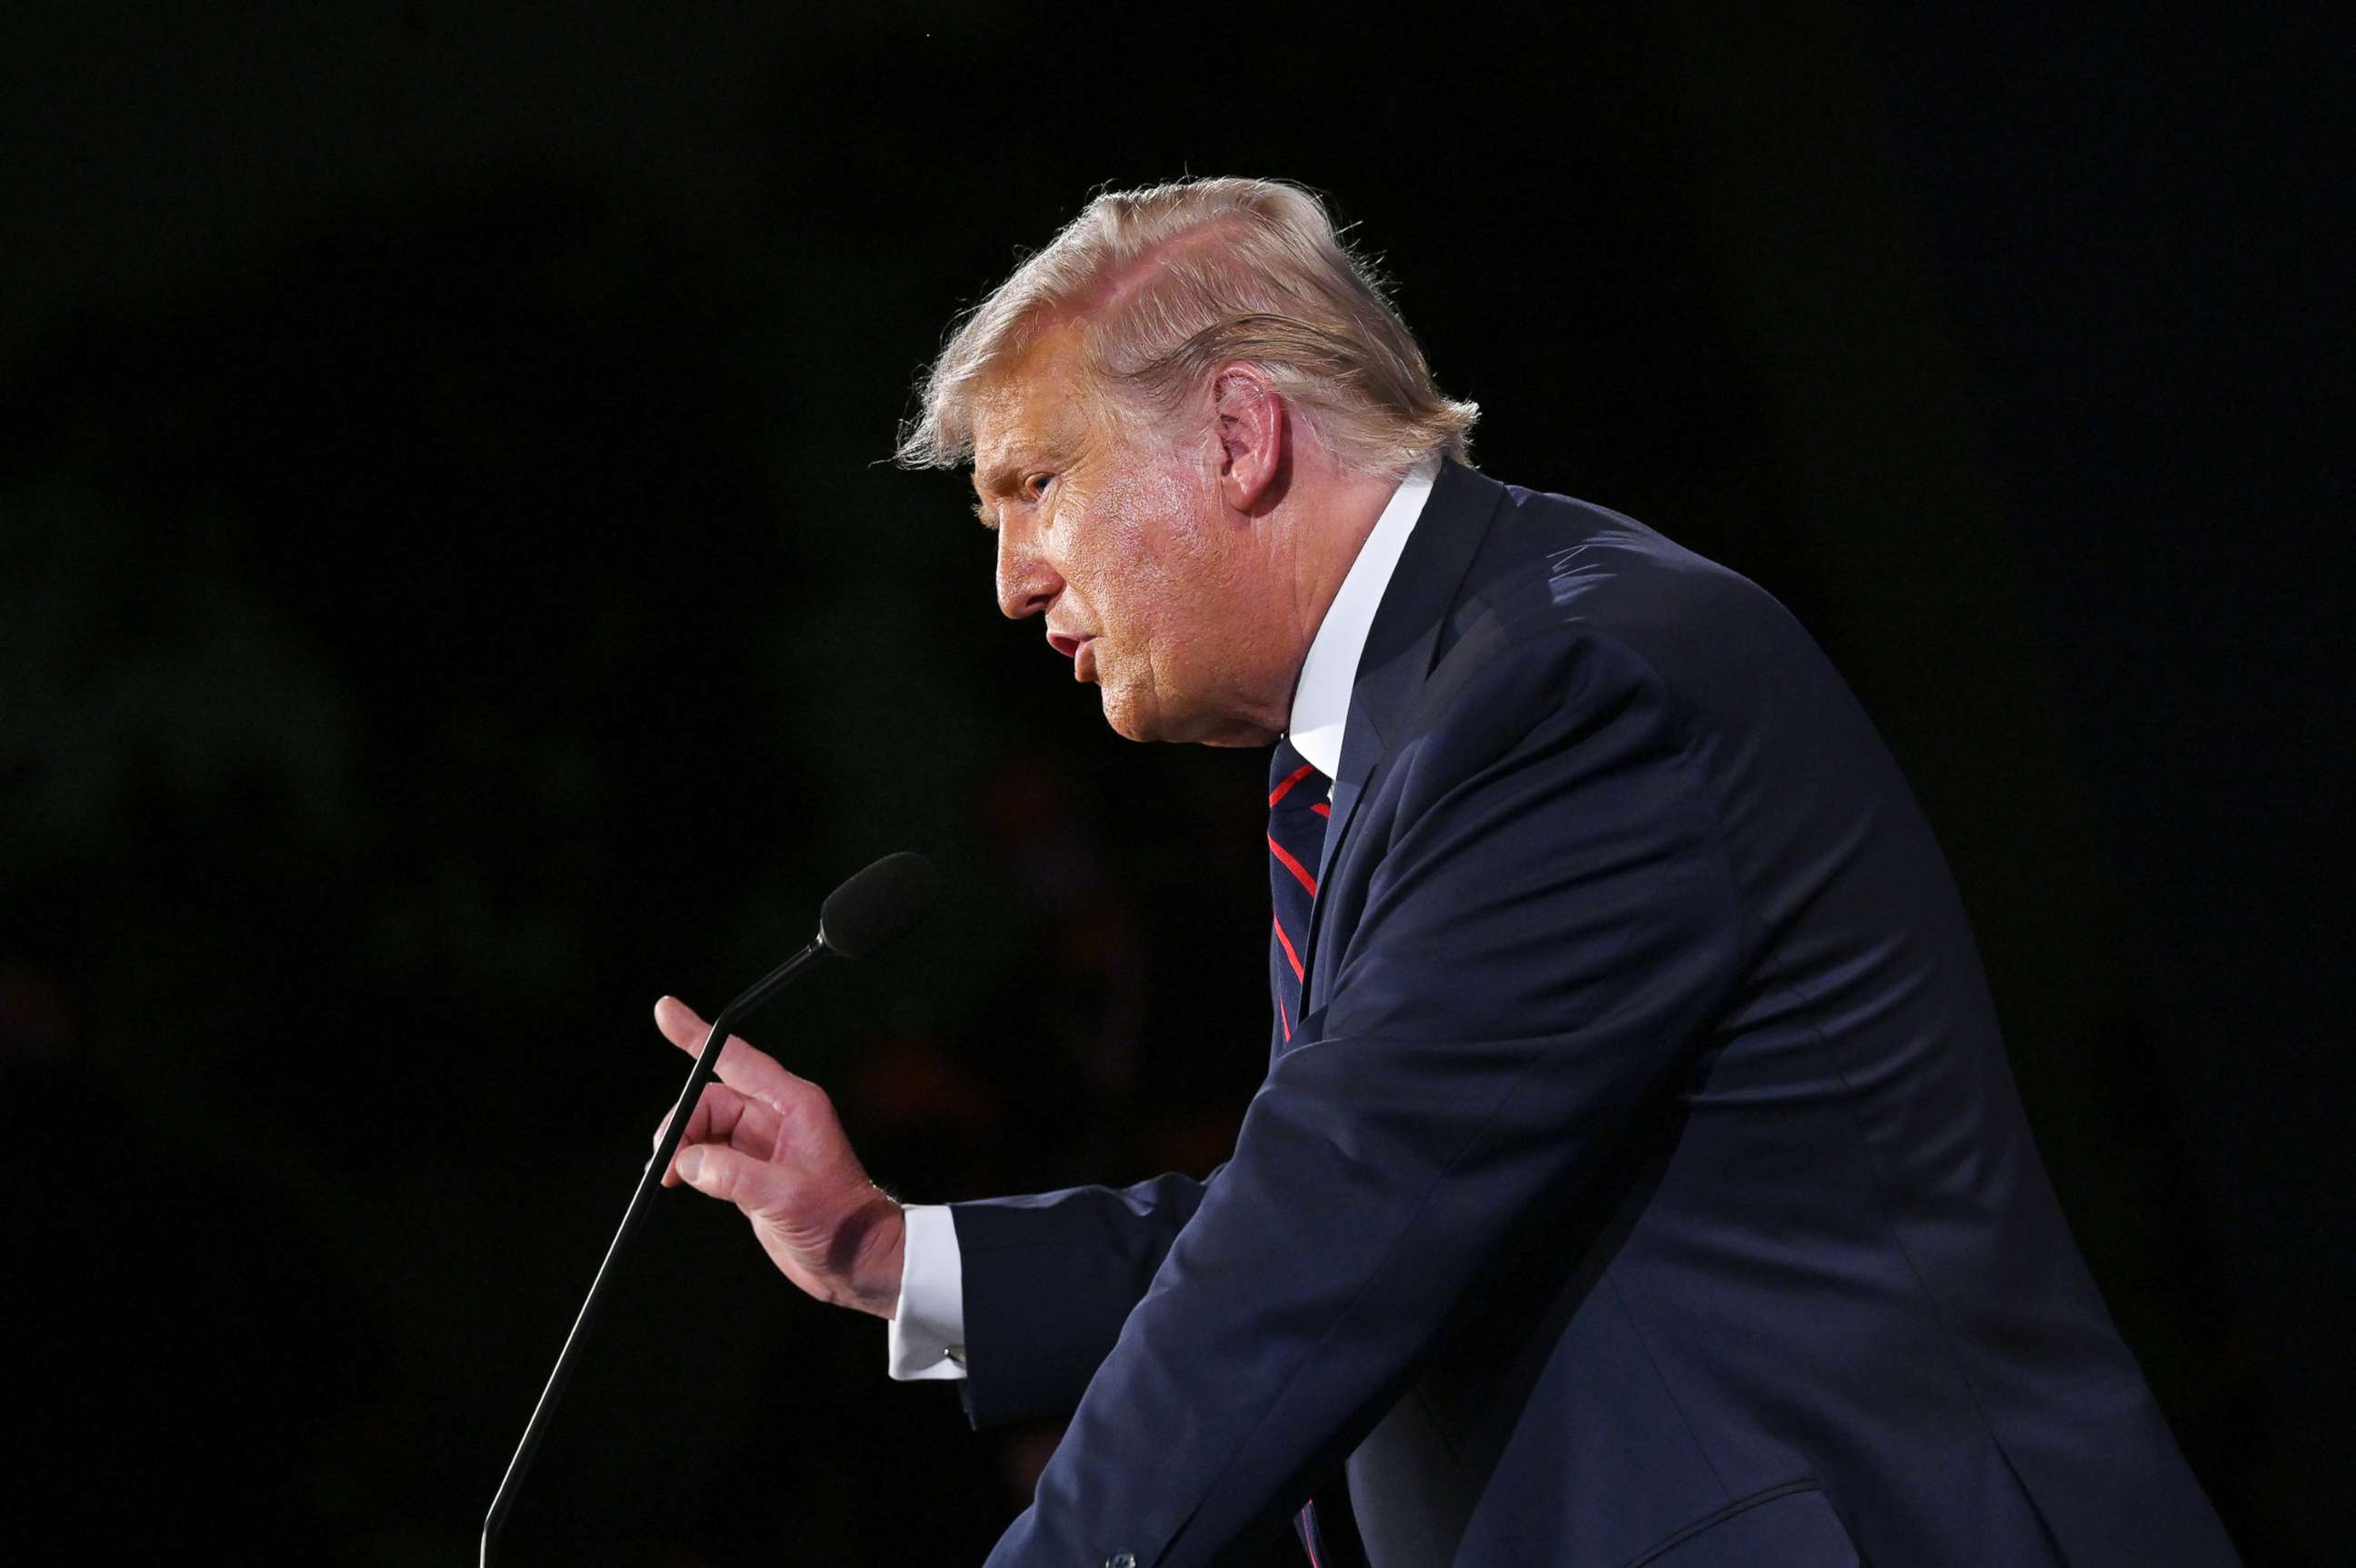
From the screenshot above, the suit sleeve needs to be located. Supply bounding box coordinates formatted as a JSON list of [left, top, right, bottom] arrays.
[[982, 627, 1751, 1568], [949, 1166, 1223, 1428]]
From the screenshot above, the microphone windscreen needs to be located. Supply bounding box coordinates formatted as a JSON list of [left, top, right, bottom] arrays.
[[819, 852, 940, 959]]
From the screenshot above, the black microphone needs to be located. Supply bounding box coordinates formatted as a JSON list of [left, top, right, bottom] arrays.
[[481, 852, 939, 1566]]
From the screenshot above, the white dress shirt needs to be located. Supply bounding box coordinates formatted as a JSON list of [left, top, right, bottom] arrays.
[[886, 458, 1443, 1381]]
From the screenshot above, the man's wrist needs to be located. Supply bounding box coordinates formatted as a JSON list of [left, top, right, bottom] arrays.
[[846, 1192, 906, 1320]]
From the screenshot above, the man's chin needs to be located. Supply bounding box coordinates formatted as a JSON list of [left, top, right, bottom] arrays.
[[1099, 686, 1272, 749], [1098, 688, 1157, 744], [1095, 676, 1177, 744]]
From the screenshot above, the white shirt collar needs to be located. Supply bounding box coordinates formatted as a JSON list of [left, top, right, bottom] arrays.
[[1285, 457, 1441, 777]]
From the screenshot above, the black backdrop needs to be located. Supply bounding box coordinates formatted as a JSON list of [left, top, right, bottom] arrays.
[[2, 5, 2345, 1563]]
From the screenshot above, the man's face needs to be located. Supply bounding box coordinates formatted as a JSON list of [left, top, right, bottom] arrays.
[[970, 323, 1291, 746]]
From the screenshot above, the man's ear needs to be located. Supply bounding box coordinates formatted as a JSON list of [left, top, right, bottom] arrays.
[[1212, 365, 1287, 514]]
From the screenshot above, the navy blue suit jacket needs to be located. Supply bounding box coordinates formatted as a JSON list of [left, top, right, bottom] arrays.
[[951, 463, 2236, 1567]]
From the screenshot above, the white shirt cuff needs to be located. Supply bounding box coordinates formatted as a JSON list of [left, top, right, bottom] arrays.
[[885, 1203, 967, 1381]]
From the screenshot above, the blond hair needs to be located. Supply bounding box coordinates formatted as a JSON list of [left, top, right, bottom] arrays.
[[895, 177, 1477, 479]]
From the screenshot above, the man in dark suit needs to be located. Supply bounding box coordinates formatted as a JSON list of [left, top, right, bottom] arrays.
[[654, 178, 2238, 1565]]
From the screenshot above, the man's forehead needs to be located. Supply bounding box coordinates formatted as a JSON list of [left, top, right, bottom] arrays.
[[968, 380, 1044, 465], [968, 404, 1051, 494], [969, 330, 1093, 482]]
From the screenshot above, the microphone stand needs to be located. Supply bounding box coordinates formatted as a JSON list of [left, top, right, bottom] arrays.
[[479, 936, 834, 1566]]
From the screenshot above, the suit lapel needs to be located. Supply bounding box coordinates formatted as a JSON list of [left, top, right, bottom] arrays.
[[1298, 461, 1510, 1004]]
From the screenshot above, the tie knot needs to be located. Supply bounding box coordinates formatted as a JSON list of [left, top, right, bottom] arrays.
[[1266, 738, 1331, 1044], [1268, 737, 1328, 813]]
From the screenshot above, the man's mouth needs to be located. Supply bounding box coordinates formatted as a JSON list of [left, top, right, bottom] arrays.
[[1048, 628, 1096, 678]]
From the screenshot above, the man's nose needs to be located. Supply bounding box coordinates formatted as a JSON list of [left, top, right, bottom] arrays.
[[994, 524, 1062, 621]]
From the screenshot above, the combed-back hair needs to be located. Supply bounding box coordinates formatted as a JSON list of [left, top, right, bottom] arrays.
[[895, 177, 1478, 479]]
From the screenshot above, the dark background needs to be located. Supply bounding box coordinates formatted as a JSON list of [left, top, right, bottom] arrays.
[[2, 4, 2345, 1563]]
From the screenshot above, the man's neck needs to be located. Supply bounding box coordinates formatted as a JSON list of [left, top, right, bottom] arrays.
[[1283, 458, 1442, 774], [1281, 469, 1401, 667]]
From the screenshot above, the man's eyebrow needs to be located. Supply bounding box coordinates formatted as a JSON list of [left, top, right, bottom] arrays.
[[970, 464, 1009, 526], [970, 450, 1047, 523], [973, 454, 1032, 494]]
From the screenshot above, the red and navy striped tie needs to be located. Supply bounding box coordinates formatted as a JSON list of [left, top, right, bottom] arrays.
[[1267, 737, 1365, 1567], [1267, 734, 1331, 1047]]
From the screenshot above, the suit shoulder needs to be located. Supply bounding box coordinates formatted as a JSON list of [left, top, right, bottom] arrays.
[[1467, 484, 1818, 680], [1413, 482, 1839, 761], [1496, 484, 1792, 634]]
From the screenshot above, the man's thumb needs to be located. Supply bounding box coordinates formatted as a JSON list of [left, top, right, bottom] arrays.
[[674, 1144, 783, 1216], [678, 1144, 767, 1214]]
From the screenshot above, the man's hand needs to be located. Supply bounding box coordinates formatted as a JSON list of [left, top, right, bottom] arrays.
[[650, 995, 905, 1319]]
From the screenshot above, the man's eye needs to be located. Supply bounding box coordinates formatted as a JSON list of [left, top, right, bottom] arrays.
[[1024, 473, 1053, 500]]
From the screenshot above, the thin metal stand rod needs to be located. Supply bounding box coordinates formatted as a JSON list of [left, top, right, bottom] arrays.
[[480, 938, 831, 1565]]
